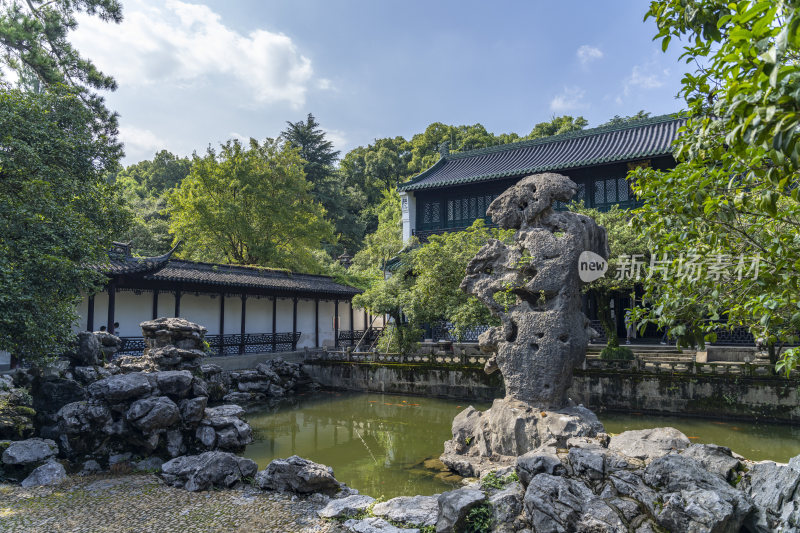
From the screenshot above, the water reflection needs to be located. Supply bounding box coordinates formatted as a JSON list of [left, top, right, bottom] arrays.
[[243, 391, 487, 498], [242, 392, 800, 498]]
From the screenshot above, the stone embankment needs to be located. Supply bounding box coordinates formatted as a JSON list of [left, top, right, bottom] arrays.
[[0, 318, 307, 489]]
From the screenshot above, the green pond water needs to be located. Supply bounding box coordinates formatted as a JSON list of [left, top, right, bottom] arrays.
[[242, 392, 800, 499]]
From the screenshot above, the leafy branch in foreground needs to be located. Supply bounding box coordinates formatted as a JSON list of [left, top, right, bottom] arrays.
[[631, 0, 800, 372]]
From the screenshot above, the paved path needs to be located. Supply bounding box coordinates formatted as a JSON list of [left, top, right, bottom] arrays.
[[0, 474, 344, 532]]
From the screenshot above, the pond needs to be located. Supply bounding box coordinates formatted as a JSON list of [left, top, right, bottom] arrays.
[[242, 392, 800, 499]]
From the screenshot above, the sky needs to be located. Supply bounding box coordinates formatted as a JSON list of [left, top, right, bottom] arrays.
[[69, 1, 687, 164]]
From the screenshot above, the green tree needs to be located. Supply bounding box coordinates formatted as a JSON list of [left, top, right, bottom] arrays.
[[281, 113, 339, 185], [600, 111, 651, 127], [167, 138, 334, 271], [350, 189, 405, 278], [403, 220, 513, 340], [281, 113, 364, 254], [630, 0, 800, 372], [0, 88, 127, 364], [570, 204, 647, 349], [0, 0, 123, 138], [113, 150, 191, 255], [525, 115, 588, 139]]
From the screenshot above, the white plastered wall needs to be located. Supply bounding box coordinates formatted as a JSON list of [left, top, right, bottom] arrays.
[[179, 293, 218, 334]]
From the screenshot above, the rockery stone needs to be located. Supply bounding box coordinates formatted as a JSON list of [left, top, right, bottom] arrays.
[[256, 455, 341, 495], [460, 173, 607, 408]]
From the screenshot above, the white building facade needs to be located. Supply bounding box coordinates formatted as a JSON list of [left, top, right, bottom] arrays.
[[78, 244, 382, 356]]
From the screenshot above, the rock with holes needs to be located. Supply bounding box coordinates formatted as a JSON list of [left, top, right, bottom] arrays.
[[460, 173, 607, 409]]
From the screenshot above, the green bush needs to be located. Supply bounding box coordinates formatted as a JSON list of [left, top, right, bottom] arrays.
[[464, 502, 492, 533], [599, 346, 634, 361]]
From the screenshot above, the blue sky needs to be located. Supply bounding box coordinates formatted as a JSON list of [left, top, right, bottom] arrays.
[[71, 1, 686, 164]]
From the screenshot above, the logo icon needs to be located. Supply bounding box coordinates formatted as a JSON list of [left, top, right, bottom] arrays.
[[578, 251, 608, 282]]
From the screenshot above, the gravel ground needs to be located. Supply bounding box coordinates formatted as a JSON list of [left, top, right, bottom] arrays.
[[0, 474, 345, 533]]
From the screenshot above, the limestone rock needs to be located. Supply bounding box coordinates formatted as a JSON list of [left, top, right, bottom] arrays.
[[80, 459, 103, 475], [255, 455, 340, 494], [155, 371, 194, 398], [179, 397, 207, 424], [2, 438, 58, 465], [126, 396, 181, 433], [318, 494, 375, 519], [643, 454, 754, 532], [441, 398, 602, 477], [343, 517, 419, 533], [372, 495, 439, 527], [134, 456, 165, 472], [436, 488, 485, 533], [74, 332, 102, 366], [681, 443, 741, 481], [608, 427, 690, 462], [88, 373, 152, 402], [741, 459, 800, 532], [20, 461, 67, 487], [516, 446, 564, 486], [460, 173, 607, 408], [32, 377, 87, 415], [0, 387, 36, 440], [489, 482, 524, 525], [161, 451, 257, 492]]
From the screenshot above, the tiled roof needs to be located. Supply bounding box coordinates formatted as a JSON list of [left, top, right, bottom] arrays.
[[398, 114, 685, 192], [90, 242, 177, 276], [145, 260, 361, 298]]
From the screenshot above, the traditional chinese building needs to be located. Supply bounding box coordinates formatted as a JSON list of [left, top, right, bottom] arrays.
[[398, 114, 684, 243], [77, 243, 381, 355], [397, 115, 685, 342]]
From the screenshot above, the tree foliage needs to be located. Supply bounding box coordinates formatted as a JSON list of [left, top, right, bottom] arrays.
[[113, 150, 190, 256], [281, 113, 366, 254], [0, 88, 126, 364], [600, 111, 651, 127], [0, 0, 123, 138], [526, 115, 588, 139], [167, 138, 334, 271], [630, 0, 800, 371], [570, 204, 647, 347], [403, 220, 513, 340]]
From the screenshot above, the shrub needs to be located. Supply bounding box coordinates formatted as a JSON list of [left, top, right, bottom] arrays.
[[464, 502, 492, 533], [599, 346, 634, 361]]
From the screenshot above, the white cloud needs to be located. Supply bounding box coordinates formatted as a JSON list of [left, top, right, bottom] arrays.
[[120, 126, 167, 156], [576, 45, 603, 65], [325, 128, 348, 153], [550, 86, 588, 112], [71, 0, 314, 108], [619, 61, 669, 103], [228, 131, 251, 143]]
